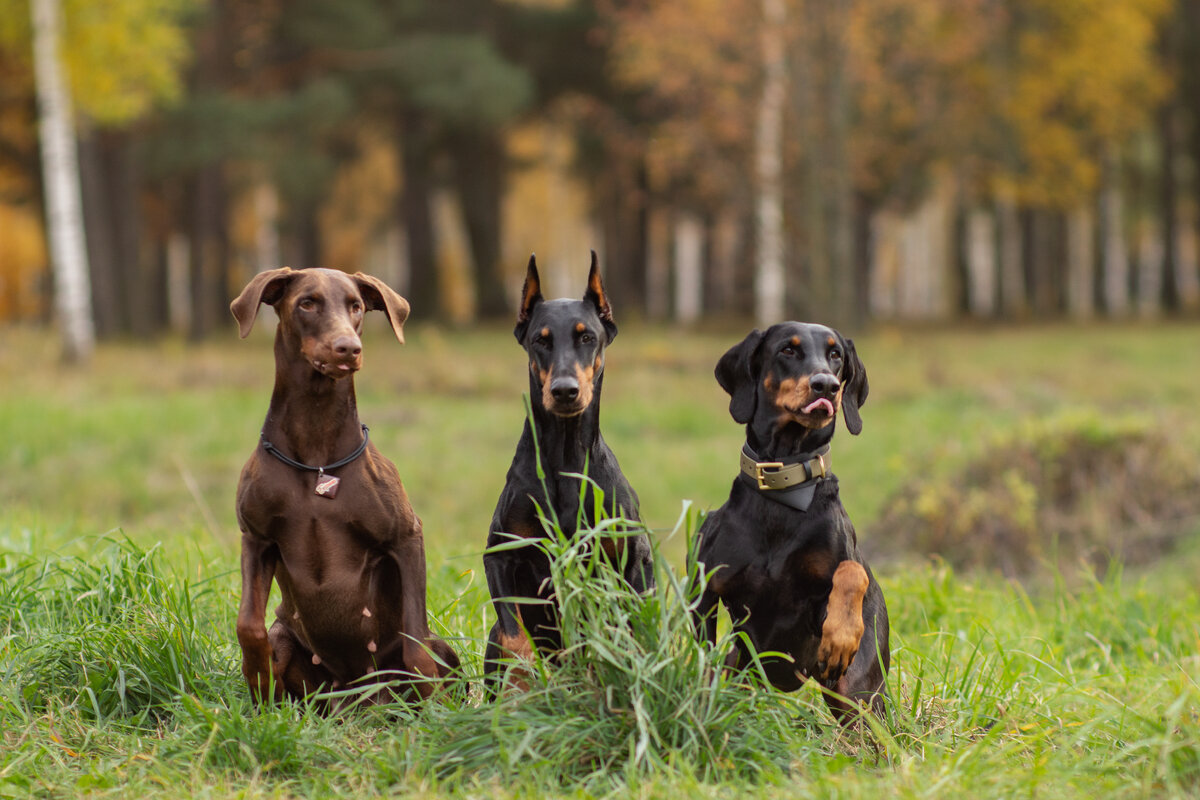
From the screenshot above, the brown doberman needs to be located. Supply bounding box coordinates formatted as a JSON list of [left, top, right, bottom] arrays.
[[230, 267, 458, 706], [694, 322, 889, 721], [482, 253, 654, 692]]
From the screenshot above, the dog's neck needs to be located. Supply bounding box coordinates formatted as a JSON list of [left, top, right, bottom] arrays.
[[526, 372, 605, 474], [262, 328, 363, 465], [747, 417, 835, 461]]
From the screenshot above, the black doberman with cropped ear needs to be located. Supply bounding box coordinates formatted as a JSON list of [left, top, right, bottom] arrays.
[[694, 322, 889, 721], [230, 267, 458, 708], [483, 253, 654, 691]]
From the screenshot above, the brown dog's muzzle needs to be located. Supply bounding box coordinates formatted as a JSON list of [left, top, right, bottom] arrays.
[[303, 332, 363, 379]]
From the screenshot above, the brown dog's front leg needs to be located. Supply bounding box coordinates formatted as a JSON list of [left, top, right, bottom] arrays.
[[817, 560, 868, 682], [236, 533, 280, 703], [392, 536, 442, 698]]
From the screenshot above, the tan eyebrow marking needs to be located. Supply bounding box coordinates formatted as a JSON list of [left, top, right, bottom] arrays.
[[790, 336, 800, 346], [575, 322, 586, 333], [540, 327, 550, 338], [827, 336, 836, 347]]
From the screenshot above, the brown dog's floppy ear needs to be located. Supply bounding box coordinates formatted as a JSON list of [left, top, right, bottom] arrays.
[[583, 250, 618, 343], [514, 254, 543, 342], [839, 336, 869, 435], [230, 267, 296, 338], [715, 329, 765, 424], [354, 272, 410, 343]]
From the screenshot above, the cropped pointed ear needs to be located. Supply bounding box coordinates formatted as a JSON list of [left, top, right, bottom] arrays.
[[839, 336, 869, 435], [230, 267, 296, 338], [514, 254, 543, 342], [583, 250, 618, 343], [354, 272, 410, 343], [714, 329, 765, 424]]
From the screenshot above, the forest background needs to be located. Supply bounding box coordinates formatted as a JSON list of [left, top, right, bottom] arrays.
[[2, 0, 1199, 356]]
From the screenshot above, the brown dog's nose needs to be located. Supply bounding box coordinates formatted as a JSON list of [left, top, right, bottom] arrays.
[[811, 373, 839, 397], [550, 376, 580, 403], [333, 336, 362, 358]]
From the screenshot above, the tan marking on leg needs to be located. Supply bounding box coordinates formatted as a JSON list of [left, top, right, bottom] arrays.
[[818, 561, 868, 679]]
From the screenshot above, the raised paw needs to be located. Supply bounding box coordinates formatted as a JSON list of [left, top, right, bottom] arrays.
[[817, 560, 869, 682]]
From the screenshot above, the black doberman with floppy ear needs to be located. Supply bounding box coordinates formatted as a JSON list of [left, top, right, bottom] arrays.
[[694, 321, 888, 721], [483, 252, 654, 691]]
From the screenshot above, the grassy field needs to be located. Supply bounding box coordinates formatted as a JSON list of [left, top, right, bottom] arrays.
[[2, 319, 1199, 798]]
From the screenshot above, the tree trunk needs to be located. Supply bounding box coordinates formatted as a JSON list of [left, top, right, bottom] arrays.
[[1066, 204, 1095, 318], [755, 0, 786, 325], [966, 208, 998, 317], [31, 0, 93, 361], [1100, 146, 1130, 316], [673, 211, 703, 323], [996, 190, 1026, 317], [398, 112, 439, 317], [77, 129, 123, 337], [187, 163, 230, 340], [451, 128, 507, 318], [645, 205, 670, 321]]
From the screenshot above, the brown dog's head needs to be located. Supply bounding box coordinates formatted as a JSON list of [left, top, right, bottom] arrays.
[[230, 267, 410, 379], [513, 252, 616, 418], [715, 322, 867, 449]]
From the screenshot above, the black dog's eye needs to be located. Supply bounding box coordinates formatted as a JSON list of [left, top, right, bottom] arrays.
[[535, 333, 552, 350], [829, 347, 842, 361], [579, 332, 595, 345], [780, 345, 797, 358]]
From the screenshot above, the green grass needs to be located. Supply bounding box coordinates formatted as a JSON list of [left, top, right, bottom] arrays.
[[2, 320, 1199, 798]]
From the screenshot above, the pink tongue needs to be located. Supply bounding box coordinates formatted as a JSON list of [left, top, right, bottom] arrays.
[[803, 398, 835, 415]]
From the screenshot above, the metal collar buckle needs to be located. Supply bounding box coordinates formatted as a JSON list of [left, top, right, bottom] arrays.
[[754, 461, 786, 490]]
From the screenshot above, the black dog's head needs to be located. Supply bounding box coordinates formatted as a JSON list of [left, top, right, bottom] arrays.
[[514, 252, 618, 418], [715, 322, 868, 450]]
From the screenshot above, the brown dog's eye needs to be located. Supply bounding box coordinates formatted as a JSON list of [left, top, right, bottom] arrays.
[[350, 302, 363, 315], [299, 298, 317, 312]]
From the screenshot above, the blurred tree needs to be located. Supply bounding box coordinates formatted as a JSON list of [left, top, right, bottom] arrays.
[[277, 0, 533, 319], [29, 0, 92, 361]]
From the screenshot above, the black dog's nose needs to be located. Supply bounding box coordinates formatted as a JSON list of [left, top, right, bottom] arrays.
[[810, 373, 839, 397], [550, 377, 580, 403]]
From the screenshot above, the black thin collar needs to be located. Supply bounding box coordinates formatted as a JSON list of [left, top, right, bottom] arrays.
[[260, 424, 369, 474]]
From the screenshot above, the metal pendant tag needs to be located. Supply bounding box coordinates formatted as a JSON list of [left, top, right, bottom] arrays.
[[315, 470, 340, 499]]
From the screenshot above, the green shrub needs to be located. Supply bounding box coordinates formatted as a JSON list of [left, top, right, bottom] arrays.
[[872, 412, 1200, 576]]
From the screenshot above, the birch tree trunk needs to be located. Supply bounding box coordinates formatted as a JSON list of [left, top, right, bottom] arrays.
[[1101, 146, 1130, 316], [966, 208, 998, 317], [673, 212, 704, 323], [755, 0, 786, 325], [1066, 205, 1095, 318], [31, 0, 94, 362]]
